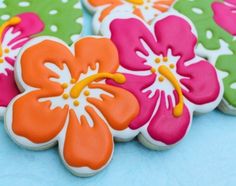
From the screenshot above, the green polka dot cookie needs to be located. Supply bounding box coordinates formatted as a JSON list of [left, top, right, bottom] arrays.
[[0, 0, 83, 44]]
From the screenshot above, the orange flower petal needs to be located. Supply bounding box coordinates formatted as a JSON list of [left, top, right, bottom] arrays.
[[87, 83, 140, 131], [63, 108, 113, 170], [74, 37, 119, 74], [12, 91, 68, 144], [153, 0, 174, 12], [88, 0, 123, 21], [21, 40, 76, 89]]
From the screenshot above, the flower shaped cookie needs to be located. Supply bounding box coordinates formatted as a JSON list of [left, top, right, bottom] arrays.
[[174, 0, 236, 114], [5, 36, 139, 176], [83, 0, 174, 33], [101, 13, 223, 149], [0, 13, 44, 118]]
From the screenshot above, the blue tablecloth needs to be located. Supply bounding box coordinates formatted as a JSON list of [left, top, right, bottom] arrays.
[[0, 8, 236, 186]]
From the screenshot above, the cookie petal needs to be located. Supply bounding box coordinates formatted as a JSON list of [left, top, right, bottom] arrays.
[[212, 1, 236, 36], [63, 108, 113, 170], [178, 59, 220, 105], [147, 91, 191, 145], [7, 12, 44, 49], [11, 91, 68, 144], [74, 37, 119, 75], [0, 69, 19, 107], [154, 15, 197, 61], [110, 18, 158, 71]]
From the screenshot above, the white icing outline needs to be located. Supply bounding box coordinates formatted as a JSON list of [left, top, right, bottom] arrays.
[[100, 12, 224, 150]]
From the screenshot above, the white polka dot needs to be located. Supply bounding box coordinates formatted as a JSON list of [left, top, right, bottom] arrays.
[[18, 1, 30, 7], [49, 10, 58, 15], [206, 30, 213, 39], [192, 8, 203, 14], [50, 25, 58, 32], [1, 14, 10, 20], [61, 0, 68, 3]]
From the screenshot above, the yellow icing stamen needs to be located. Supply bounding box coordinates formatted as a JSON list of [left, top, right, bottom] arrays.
[[169, 64, 175, 69], [145, 6, 149, 10], [0, 58, 3, 63], [158, 76, 164, 82], [70, 78, 76, 84], [84, 90, 90, 96], [61, 83, 68, 89], [73, 100, 80, 107], [163, 57, 168, 62], [70, 73, 126, 99], [155, 58, 161, 63], [4, 48, 10, 54], [0, 17, 21, 57], [151, 67, 156, 74], [62, 93, 69, 100], [158, 65, 184, 117], [126, 0, 144, 5]]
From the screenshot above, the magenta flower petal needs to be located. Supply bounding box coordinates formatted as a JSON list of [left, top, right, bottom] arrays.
[[154, 15, 197, 61], [110, 18, 158, 71], [147, 91, 190, 145], [0, 69, 20, 107], [212, 0, 236, 36], [7, 12, 44, 49], [107, 73, 159, 129], [178, 59, 220, 105]]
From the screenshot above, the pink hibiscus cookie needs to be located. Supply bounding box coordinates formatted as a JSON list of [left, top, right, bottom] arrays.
[[212, 0, 236, 36], [0, 13, 44, 118], [101, 13, 223, 149]]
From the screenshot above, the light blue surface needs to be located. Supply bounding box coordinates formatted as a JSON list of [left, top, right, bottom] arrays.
[[1, 7, 236, 186]]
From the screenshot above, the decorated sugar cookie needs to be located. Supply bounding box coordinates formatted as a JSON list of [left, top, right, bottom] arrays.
[[100, 13, 223, 149], [83, 0, 175, 34], [0, 13, 44, 119], [0, 0, 83, 44], [5, 36, 139, 176], [174, 0, 236, 115]]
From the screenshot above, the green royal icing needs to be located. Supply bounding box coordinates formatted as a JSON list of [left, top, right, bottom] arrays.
[[174, 0, 236, 108], [0, 0, 83, 44]]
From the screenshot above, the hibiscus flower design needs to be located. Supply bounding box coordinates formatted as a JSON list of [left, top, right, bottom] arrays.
[[101, 13, 223, 149], [174, 0, 236, 114], [5, 36, 139, 176], [0, 12, 44, 118], [83, 0, 174, 33]]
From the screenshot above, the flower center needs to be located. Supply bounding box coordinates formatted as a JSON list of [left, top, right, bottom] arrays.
[[70, 72, 126, 99], [150, 56, 184, 117], [0, 17, 21, 62], [59, 72, 126, 107], [126, 0, 144, 5]]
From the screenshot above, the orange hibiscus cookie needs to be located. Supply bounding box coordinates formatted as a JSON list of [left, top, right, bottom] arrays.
[[83, 0, 174, 33], [5, 36, 139, 176]]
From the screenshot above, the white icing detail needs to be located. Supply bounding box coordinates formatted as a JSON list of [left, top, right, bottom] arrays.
[[206, 30, 213, 39], [1, 14, 9, 21], [50, 25, 58, 32], [0, 0, 6, 8], [61, 0, 68, 3], [0, 27, 22, 75], [18, 1, 30, 7], [76, 17, 83, 24], [192, 7, 203, 14], [49, 10, 58, 15], [230, 83, 236, 89], [70, 34, 80, 42]]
